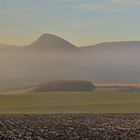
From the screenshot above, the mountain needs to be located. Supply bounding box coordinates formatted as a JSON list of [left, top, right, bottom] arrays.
[[26, 33, 78, 51], [0, 33, 78, 52]]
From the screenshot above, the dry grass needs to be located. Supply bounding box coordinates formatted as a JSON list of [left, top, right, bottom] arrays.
[[0, 88, 140, 114]]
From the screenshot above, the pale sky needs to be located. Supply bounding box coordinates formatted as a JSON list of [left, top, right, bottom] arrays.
[[0, 0, 140, 46]]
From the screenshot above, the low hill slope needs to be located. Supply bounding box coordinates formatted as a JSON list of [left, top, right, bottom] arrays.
[[32, 80, 94, 92]]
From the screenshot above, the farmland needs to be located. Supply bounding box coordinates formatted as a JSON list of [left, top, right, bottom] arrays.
[[0, 86, 140, 139], [0, 88, 140, 114], [0, 114, 140, 139]]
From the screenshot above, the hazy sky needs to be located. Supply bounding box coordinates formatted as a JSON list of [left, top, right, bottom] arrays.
[[0, 0, 140, 46]]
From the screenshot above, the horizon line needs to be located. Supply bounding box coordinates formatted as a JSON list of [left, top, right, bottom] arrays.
[[0, 33, 140, 47]]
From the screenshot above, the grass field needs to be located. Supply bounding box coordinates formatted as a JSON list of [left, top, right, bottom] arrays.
[[0, 88, 140, 114]]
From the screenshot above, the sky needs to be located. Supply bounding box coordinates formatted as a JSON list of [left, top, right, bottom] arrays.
[[0, 0, 140, 46]]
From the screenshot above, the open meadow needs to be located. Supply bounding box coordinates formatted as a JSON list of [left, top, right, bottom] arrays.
[[0, 87, 140, 114]]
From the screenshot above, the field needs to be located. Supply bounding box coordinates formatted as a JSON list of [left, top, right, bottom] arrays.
[[0, 87, 140, 114], [0, 85, 140, 139], [0, 114, 140, 139]]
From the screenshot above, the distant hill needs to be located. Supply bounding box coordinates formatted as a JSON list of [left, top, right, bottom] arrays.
[[0, 33, 78, 52], [82, 41, 140, 50], [32, 80, 94, 92], [1, 35, 140, 52], [25, 33, 78, 51]]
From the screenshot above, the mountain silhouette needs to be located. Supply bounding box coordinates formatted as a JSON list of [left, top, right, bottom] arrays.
[[26, 33, 78, 51]]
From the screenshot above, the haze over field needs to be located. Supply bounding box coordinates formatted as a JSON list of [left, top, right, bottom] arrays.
[[0, 33, 140, 84], [1, 0, 140, 128]]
